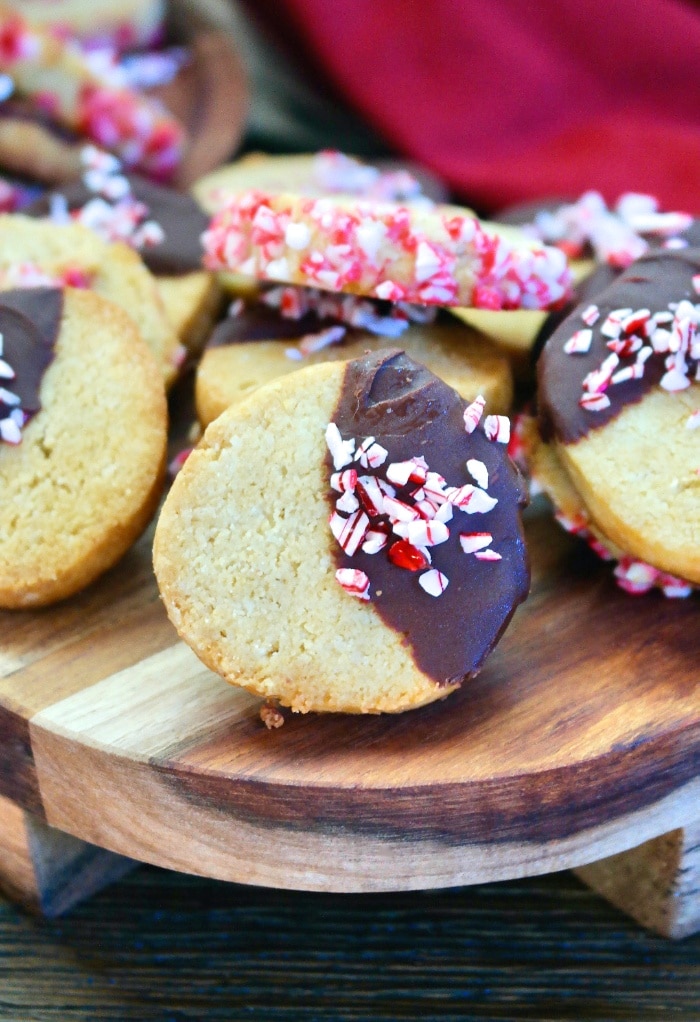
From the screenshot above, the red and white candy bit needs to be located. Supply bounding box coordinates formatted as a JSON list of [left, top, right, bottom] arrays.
[[459, 532, 493, 554], [563, 329, 593, 355], [329, 509, 369, 556], [297, 325, 346, 357], [325, 422, 355, 469], [581, 304, 600, 326], [202, 191, 571, 310], [327, 415, 506, 600], [515, 190, 694, 267], [686, 410, 700, 430], [483, 414, 511, 444], [579, 294, 699, 412], [312, 150, 426, 204], [354, 436, 388, 469], [418, 569, 449, 597], [466, 458, 488, 489], [335, 568, 371, 600], [474, 549, 502, 562]]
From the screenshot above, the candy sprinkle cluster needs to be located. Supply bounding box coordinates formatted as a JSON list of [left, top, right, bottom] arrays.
[[554, 509, 696, 599], [518, 191, 694, 268], [203, 191, 571, 310], [326, 396, 510, 601], [47, 145, 166, 250], [563, 283, 700, 417]]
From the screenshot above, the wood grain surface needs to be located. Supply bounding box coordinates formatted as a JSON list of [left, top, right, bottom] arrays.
[[0, 459, 696, 891], [0, 864, 698, 1021]]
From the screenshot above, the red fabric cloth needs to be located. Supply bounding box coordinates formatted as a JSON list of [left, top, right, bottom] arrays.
[[267, 0, 700, 212]]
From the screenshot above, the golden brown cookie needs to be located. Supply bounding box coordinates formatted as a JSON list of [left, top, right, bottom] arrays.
[[154, 351, 529, 714], [0, 286, 167, 607], [195, 318, 513, 429]]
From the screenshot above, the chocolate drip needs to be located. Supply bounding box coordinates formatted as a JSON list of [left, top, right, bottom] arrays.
[[0, 288, 63, 417], [328, 350, 529, 686], [26, 175, 210, 275], [538, 250, 700, 445]]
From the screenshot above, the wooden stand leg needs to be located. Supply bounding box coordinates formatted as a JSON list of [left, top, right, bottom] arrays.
[[574, 820, 700, 939], [0, 793, 135, 917]]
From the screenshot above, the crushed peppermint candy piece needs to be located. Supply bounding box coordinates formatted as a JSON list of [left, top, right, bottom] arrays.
[[335, 567, 371, 600], [466, 459, 489, 489], [418, 569, 449, 597], [483, 415, 511, 444], [463, 395, 486, 434], [564, 329, 593, 355], [203, 191, 572, 310], [459, 532, 493, 554], [327, 411, 507, 602]]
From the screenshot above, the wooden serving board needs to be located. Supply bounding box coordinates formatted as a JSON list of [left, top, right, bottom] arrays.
[[0, 468, 698, 907]]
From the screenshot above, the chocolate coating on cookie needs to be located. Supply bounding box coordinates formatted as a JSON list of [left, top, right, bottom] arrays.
[[539, 250, 700, 445], [0, 288, 62, 419], [27, 175, 209, 275], [207, 305, 343, 346], [328, 349, 529, 686]]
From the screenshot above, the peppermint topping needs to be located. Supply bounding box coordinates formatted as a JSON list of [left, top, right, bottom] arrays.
[[554, 509, 696, 599], [516, 191, 694, 268], [569, 295, 700, 411], [312, 151, 428, 204], [203, 192, 572, 310], [326, 416, 508, 600], [262, 283, 437, 342], [44, 146, 167, 252]]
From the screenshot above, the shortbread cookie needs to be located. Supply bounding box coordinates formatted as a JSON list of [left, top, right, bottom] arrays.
[[154, 350, 529, 714], [537, 249, 700, 586], [0, 286, 167, 607], [4, 0, 165, 50], [202, 191, 572, 310], [0, 5, 183, 180], [27, 160, 220, 354], [192, 150, 447, 215], [0, 214, 181, 382], [195, 315, 513, 428]]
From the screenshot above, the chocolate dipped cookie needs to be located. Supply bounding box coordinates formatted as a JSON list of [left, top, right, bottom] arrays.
[[534, 249, 700, 594], [0, 286, 167, 607], [154, 350, 529, 715]]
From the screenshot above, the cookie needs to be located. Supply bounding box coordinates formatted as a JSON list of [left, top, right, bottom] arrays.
[[0, 285, 167, 607], [4, 0, 165, 50], [154, 350, 529, 715], [202, 191, 572, 310], [535, 249, 700, 590], [0, 5, 183, 180], [192, 150, 448, 215], [192, 151, 446, 297], [195, 313, 513, 429], [0, 213, 181, 383]]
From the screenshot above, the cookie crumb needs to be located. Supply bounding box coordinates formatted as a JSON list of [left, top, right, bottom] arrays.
[[260, 701, 285, 729]]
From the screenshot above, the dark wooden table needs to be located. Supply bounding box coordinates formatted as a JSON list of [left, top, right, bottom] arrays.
[[1, 865, 698, 1021]]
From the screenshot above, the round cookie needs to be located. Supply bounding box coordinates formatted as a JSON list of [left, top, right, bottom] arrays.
[[195, 316, 513, 428], [537, 249, 700, 585], [0, 6, 183, 180], [0, 214, 181, 383], [202, 191, 571, 310], [192, 151, 448, 215], [154, 350, 529, 715], [0, 286, 167, 607]]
